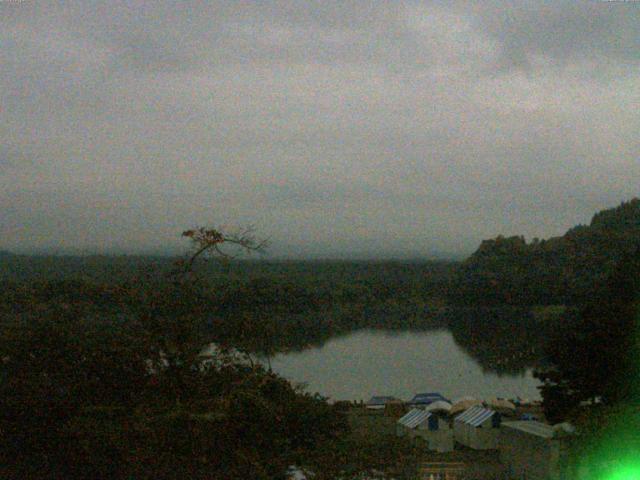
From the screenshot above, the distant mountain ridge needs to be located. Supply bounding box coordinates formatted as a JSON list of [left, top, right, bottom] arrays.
[[453, 198, 640, 305]]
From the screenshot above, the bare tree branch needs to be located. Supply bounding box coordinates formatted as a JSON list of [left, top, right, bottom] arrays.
[[173, 225, 269, 278]]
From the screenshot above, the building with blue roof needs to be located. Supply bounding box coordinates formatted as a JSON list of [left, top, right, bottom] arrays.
[[365, 395, 400, 410], [409, 392, 450, 406]]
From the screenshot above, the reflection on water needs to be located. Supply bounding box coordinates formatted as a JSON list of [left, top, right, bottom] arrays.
[[269, 329, 541, 402]]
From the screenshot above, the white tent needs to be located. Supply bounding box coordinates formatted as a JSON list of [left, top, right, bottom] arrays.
[[424, 400, 452, 413], [487, 398, 516, 413], [454, 406, 501, 450], [450, 398, 482, 415], [396, 409, 454, 453]]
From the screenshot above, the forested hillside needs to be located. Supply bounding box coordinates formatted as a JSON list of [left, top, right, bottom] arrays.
[[0, 258, 456, 356], [452, 198, 640, 306]]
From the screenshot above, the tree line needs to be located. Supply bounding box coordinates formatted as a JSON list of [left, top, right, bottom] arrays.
[[452, 198, 640, 306]]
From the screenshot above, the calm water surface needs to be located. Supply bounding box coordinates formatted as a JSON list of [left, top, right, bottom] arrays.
[[269, 329, 541, 402]]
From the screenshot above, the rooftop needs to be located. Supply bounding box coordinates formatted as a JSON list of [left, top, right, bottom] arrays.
[[366, 396, 399, 406], [455, 406, 497, 427], [502, 421, 555, 439], [398, 408, 432, 429], [410, 392, 450, 404]]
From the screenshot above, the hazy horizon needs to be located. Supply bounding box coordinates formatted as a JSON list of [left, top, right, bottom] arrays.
[[2, 1, 639, 258], [1, 195, 634, 260]]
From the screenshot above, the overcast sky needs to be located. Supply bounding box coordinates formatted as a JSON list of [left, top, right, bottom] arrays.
[[2, 1, 639, 258]]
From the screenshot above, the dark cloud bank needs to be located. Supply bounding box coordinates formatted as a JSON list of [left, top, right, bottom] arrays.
[[1, 1, 639, 258]]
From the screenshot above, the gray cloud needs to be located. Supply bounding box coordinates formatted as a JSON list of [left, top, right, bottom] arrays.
[[1, 1, 639, 258], [473, 1, 640, 70]]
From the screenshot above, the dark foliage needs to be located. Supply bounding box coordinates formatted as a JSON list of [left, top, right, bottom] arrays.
[[447, 306, 551, 375], [0, 283, 353, 479], [452, 198, 640, 306], [534, 249, 640, 422]]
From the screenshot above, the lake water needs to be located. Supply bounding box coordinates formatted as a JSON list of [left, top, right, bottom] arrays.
[[269, 329, 541, 402]]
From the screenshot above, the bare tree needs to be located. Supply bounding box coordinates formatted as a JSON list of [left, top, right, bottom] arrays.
[[176, 226, 268, 277]]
